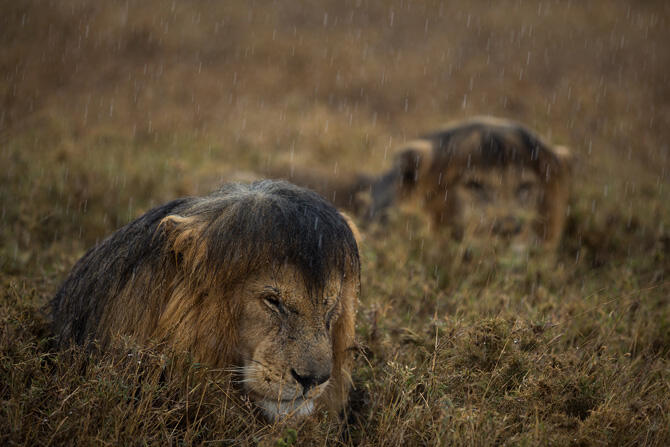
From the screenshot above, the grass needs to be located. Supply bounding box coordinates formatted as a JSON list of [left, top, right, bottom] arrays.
[[1, 0, 669, 445]]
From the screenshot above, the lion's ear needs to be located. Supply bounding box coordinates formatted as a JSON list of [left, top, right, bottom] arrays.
[[367, 140, 433, 220], [538, 144, 574, 184], [551, 145, 574, 175], [339, 211, 363, 246], [158, 214, 204, 268]]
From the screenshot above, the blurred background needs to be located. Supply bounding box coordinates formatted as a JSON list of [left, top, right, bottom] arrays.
[[1, 1, 669, 444], [2, 1, 668, 255]]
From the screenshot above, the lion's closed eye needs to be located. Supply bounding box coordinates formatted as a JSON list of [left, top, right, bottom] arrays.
[[261, 289, 285, 314]]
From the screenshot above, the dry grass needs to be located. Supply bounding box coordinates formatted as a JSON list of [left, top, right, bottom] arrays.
[[1, 0, 669, 445]]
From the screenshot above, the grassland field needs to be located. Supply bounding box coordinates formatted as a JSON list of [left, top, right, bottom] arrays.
[[1, 1, 669, 445]]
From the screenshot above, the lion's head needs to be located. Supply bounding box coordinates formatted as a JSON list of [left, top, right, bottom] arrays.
[[233, 263, 357, 419], [52, 180, 360, 421], [369, 116, 573, 253]]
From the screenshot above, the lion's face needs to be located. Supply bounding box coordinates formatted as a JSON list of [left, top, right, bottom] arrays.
[[424, 165, 542, 253], [369, 118, 573, 254], [235, 263, 346, 421]]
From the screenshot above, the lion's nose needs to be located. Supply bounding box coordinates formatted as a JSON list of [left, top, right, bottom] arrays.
[[492, 216, 522, 237], [290, 368, 330, 394]]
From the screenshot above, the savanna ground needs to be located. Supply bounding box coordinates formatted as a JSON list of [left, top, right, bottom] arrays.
[[1, 1, 669, 445]]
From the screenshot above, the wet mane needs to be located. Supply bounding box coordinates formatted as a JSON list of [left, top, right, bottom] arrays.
[[176, 181, 360, 299]]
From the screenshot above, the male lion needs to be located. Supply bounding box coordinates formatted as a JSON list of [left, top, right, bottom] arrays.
[[368, 116, 573, 253], [51, 180, 360, 421]]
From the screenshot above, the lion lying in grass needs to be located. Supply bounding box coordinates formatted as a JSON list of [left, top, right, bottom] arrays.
[[368, 116, 573, 253], [51, 180, 360, 421]]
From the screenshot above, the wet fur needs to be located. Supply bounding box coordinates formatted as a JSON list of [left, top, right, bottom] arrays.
[[51, 180, 360, 418]]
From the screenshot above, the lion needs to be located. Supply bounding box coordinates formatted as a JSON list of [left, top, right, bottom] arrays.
[[51, 180, 361, 421], [367, 116, 573, 253]]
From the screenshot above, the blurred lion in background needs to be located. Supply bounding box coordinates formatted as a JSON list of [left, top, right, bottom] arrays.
[[367, 117, 573, 253], [52, 180, 360, 422]]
